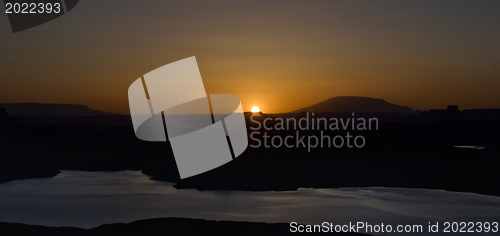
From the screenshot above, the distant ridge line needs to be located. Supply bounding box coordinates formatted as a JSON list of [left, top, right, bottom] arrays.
[[290, 96, 414, 113], [0, 103, 123, 117]]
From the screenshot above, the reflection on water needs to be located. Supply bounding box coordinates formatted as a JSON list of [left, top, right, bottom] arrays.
[[0, 171, 499, 235], [454, 145, 487, 150]]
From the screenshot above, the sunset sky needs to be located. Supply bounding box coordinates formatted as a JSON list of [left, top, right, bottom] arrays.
[[1, 0, 499, 114]]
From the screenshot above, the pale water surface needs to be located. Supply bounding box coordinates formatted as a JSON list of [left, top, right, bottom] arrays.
[[0, 171, 499, 235]]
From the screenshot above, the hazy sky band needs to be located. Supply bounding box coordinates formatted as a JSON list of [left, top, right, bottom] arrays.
[[0, 0, 499, 113]]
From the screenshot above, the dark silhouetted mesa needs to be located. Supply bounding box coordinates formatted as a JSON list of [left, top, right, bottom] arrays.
[[291, 96, 414, 113]]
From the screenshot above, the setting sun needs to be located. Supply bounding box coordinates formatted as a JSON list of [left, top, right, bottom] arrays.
[[251, 106, 261, 113]]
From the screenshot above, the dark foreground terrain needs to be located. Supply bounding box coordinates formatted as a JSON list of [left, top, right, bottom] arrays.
[[0, 218, 368, 235], [0, 105, 499, 196]]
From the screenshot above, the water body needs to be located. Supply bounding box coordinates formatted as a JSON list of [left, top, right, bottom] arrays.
[[0, 171, 499, 235]]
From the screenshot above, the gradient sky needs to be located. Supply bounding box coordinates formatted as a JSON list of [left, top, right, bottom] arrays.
[[1, 0, 499, 114]]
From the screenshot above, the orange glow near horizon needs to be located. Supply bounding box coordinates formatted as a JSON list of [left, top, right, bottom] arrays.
[[251, 106, 260, 113], [1, 1, 500, 114]]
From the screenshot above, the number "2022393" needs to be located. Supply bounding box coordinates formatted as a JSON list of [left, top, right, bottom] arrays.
[[5, 2, 61, 14]]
